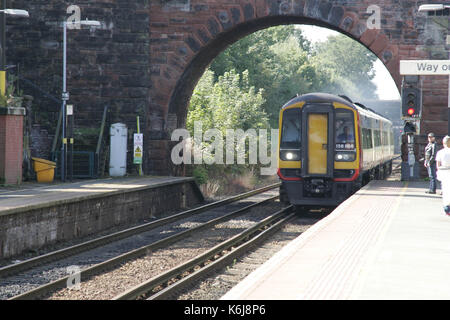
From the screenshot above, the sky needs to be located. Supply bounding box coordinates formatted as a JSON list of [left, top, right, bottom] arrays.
[[299, 25, 401, 101]]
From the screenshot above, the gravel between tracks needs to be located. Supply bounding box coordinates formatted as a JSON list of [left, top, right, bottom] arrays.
[[47, 202, 282, 300], [175, 215, 320, 300]]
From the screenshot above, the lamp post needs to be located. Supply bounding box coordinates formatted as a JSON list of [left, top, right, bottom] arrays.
[[418, 4, 450, 136], [0, 3, 29, 97], [60, 19, 100, 182]]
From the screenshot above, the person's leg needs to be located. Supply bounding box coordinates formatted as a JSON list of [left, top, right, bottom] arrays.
[[430, 163, 437, 192], [443, 180, 450, 215], [427, 164, 437, 192]]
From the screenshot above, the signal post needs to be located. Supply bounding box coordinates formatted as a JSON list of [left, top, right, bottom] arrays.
[[400, 59, 450, 180]]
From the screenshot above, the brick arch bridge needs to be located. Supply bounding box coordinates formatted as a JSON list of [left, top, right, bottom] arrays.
[[148, 0, 448, 175], [8, 1, 449, 176]]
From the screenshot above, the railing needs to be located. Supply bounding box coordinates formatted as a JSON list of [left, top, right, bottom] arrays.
[[52, 151, 95, 179]]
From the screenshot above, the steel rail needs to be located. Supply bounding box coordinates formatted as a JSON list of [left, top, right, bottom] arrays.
[[0, 183, 280, 279], [9, 193, 280, 300], [113, 205, 294, 300]]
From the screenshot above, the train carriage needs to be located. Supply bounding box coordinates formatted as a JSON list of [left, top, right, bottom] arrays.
[[278, 93, 395, 209]]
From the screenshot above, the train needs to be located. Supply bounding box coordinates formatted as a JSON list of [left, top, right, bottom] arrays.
[[277, 93, 395, 209]]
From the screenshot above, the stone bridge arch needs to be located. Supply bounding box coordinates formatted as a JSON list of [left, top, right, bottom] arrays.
[[6, 1, 447, 177], [148, 0, 429, 174], [167, 14, 398, 127]]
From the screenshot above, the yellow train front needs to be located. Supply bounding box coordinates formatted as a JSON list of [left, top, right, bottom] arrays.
[[278, 93, 394, 209]]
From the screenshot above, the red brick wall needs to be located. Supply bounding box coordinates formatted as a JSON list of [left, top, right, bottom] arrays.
[[0, 114, 24, 185]]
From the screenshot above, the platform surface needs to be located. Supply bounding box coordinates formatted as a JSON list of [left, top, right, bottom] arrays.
[[0, 176, 193, 216], [222, 180, 449, 300]]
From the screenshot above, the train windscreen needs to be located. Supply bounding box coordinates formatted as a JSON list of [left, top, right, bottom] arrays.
[[281, 108, 301, 149], [335, 109, 355, 150]]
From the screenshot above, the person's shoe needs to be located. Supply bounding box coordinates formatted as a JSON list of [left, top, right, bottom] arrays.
[[425, 190, 436, 194], [445, 206, 450, 216]]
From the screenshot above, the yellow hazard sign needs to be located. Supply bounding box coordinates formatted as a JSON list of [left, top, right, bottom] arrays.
[[133, 134, 143, 164]]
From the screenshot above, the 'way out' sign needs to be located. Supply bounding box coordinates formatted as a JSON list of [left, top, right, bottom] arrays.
[[400, 60, 450, 75]]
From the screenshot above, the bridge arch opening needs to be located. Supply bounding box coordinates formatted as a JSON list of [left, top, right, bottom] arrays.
[[166, 15, 400, 130]]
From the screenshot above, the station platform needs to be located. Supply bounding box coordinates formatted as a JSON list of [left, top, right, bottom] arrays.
[[0, 176, 204, 259], [222, 180, 449, 300]]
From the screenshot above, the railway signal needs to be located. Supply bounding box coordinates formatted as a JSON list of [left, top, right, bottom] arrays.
[[403, 121, 417, 134], [401, 87, 421, 119]]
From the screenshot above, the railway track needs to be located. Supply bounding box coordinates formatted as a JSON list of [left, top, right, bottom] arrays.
[[0, 183, 280, 279], [113, 206, 294, 300], [4, 184, 281, 300]]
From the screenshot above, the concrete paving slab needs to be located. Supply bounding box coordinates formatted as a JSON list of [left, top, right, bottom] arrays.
[[222, 180, 448, 300]]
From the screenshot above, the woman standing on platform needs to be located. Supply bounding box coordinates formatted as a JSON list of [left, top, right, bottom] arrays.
[[436, 136, 450, 215]]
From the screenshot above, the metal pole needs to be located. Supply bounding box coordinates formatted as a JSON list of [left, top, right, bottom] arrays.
[[137, 116, 142, 176], [0, 0, 6, 96], [69, 113, 73, 181], [61, 21, 67, 182], [448, 50, 450, 136]]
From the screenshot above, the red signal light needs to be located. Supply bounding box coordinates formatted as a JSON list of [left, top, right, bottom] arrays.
[[407, 108, 415, 115]]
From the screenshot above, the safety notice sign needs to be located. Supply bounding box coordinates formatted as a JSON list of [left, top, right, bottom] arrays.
[[134, 133, 143, 164]]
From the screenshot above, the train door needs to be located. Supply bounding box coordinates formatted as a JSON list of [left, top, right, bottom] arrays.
[[302, 104, 334, 177]]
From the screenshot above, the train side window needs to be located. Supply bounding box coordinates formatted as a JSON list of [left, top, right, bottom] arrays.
[[281, 108, 301, 149], [374, 130, 381, 147], [382, 131, 388, 146], [335, 109, 355, 149]]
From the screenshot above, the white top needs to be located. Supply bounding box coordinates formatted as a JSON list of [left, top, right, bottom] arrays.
[[437, 147, 450, 169], [437, 147, 450, 206]]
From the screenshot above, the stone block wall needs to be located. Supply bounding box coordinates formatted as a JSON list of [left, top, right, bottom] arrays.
[[3, 1, 449, 176], [0, 178, 203, 259], [8, 0, 152, 170]]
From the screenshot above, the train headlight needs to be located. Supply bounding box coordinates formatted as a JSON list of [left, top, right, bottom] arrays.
[[280, 149, 300, 161], [335, 152, 356, 162]]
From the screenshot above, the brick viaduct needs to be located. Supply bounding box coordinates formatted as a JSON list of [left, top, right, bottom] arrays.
[[7, 0, 450, 176]]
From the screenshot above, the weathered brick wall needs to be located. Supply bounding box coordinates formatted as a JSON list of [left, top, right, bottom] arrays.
[[4, 1, 449, 175], [8, 0, 151, 169], [147, 0, 448, 175]]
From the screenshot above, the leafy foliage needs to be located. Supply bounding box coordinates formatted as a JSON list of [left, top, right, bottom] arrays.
[[187, 25, 380, 196], [209, 26, 379, 126], [187, 69, 269, 135]]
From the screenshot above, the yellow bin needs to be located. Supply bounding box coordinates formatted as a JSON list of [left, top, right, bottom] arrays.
[[32, 157, 56, 183]]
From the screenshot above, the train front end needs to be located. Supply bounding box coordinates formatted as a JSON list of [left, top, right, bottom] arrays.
[[277, 93, 361, 208]]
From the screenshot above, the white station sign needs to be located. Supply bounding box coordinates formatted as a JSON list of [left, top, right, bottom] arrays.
[[400, 60, 450, 75]]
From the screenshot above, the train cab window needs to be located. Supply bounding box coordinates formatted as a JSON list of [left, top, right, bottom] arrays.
[[335, 109, 355, 150], [281, 108, 301, 149]]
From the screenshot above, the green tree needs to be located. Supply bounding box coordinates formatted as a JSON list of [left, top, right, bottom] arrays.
[[210, 26, 315, 126], [187, 69, 270, 188], [311, 34, 378, 100], [187, 69, 268, 134], [209, 26, 379, 125]]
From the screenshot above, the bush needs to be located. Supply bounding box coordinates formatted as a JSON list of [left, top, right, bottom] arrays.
[[193, 166, 209, 185]]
